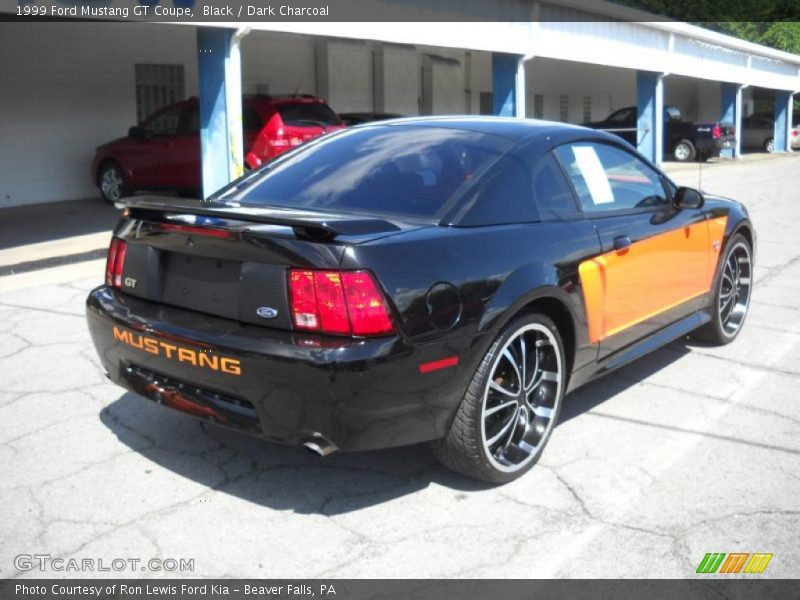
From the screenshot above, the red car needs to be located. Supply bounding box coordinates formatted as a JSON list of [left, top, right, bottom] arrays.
[[92, 95, 344, 203]]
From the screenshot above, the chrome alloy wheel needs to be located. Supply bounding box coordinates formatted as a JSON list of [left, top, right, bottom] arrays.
[[480, 323, 563, 473], [719, 241, 752, 338], [100, 167, 124, 202]]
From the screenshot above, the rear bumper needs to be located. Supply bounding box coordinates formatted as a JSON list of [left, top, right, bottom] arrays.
[[86, 286, 474, 452], [696, 136, 735, 156]]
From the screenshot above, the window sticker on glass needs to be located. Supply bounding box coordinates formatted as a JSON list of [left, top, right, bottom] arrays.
[[572, 145, 614, 205]]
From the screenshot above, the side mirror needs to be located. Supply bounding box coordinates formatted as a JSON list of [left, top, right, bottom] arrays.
[[674, 186, 704, 210], [128, 126, 147, 140]]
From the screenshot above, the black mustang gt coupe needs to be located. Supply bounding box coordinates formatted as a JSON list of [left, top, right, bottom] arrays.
[[86, 117, 754, 483]]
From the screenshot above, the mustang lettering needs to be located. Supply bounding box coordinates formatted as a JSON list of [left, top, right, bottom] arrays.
[[112, 327, 241, 375]]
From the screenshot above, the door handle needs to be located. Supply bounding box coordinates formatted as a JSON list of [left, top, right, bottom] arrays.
[[613, 235, 632, 251]]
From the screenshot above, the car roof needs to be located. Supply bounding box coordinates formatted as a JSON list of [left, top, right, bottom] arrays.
[[173, 95, 328, 110], [356, 115, 621, 145]]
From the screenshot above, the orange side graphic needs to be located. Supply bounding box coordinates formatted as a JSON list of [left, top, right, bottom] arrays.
[[580, 217, 728, 344]]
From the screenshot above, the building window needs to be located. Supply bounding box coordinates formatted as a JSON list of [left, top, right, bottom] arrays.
[[135, 64, 185, 124], [534, 94, 544, 118], [559, 95, 569, 122], [583, 96, 592, 122], [479, 92, 494, 115]]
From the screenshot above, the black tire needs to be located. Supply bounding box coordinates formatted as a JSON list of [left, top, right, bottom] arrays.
[[693, 233, 753, 345], [97, 161, 130, 204], [432, 313, 566, 484], [673, 139, 696, 162]]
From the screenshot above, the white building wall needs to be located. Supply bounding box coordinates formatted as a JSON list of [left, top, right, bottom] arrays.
[[323, 39, 374, 113], [422, 55, 467, 115], [664, 76, 722, 123], [0, 22, 198, 208], [376, 45, 421, 115], [525, 58, 635, 124], [469, 51, 493, 115], [534, 17, 671, 75], [241, 32, 316, 96]]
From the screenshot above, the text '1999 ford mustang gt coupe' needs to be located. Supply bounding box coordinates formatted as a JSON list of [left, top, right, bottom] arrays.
[[86, 117, 755, 483]]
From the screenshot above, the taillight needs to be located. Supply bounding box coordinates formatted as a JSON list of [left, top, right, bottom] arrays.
[[792, 129, 798, 138], [266, 126, 288, 150], [105, 237, 127, 288], [313, 271, 350, 334], [288, 269, 394, 337], [288, 270, 318, 329], [341, 271, 394, 336], [712, 124, 721, 139]]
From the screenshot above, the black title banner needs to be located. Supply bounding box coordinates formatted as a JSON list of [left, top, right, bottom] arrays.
[[3, 579, 800, 600], [3, 0, 800, 23]]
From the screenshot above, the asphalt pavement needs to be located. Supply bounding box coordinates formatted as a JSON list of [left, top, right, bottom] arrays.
[[0, 155, 798, 578]]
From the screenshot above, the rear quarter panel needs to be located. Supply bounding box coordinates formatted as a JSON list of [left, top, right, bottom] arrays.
[[342, 220, 602, 376]]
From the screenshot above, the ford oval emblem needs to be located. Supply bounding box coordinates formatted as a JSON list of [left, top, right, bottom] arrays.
[[256, 306, 279, 319]]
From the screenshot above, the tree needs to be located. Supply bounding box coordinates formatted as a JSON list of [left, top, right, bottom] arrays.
[[613, 1, 800, 55]]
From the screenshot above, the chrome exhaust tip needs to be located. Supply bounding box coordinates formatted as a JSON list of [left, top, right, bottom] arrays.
[[300, 434, 338, 457]]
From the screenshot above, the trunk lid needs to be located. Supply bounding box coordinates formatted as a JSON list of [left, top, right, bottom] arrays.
[[114, 196, 427, 332]]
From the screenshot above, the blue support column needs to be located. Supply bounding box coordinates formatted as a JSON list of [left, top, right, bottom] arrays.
[[774, 90, 792, 152], [197, 27, 244, 199], [492, 53, 519, 117], [720, 82, 739, 158], [636, 70, 664, 164], [636, 71, 664, 163]]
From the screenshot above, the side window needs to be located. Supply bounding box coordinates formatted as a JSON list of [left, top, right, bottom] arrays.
[[532, 153, 580, 221], [553, 143, 669, 214], [143, 107, 181, 137], [608, 107, 635, 124], [176, 107, 260, 135], [665, 106, 681, 122], [455, 154, 538, 226]]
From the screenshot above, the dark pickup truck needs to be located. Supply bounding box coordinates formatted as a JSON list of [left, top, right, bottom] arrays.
[[583, 106, 736, 162]]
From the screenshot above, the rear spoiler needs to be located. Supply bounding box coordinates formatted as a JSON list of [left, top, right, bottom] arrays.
[[117, 196, 402, 239]]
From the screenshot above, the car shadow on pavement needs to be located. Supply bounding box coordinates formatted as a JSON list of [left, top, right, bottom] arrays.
[[100, 391, 493, 515], [560, 340, 693, 423], [99, 340, 693, 515]]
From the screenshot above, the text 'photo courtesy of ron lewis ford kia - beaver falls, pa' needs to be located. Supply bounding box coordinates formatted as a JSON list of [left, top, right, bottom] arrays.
[[86, 116, 754, 484]]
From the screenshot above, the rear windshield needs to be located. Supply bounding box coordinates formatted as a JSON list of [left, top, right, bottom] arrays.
[[228, 125, 513, 220], [277, 102, 343, 127]]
